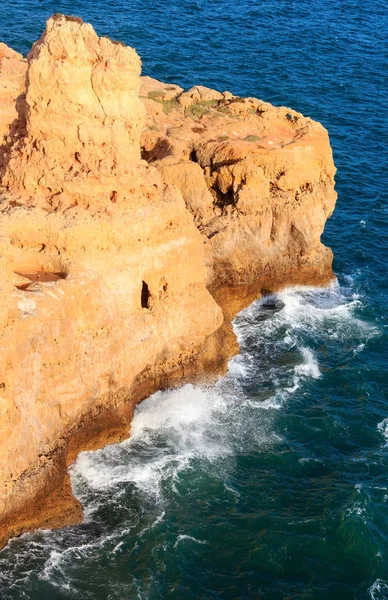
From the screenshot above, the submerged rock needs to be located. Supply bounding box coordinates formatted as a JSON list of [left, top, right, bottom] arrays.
[[0, 14, 336, 548]]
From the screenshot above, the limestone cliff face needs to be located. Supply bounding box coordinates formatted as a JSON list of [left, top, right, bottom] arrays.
[[0, 15, 336, 548], [0, 16, 226, 548], [140, 78, 337, 299], [0, 44, 27, 169], [2, 15, 145, 211]]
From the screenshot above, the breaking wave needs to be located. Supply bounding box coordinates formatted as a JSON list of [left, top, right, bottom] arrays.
[[0, 279, 383, 599]]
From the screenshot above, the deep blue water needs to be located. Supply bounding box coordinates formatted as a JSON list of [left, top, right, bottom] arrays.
[[0, 0, 387, 598]]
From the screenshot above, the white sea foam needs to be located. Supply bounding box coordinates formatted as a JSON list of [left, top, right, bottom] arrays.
[[369, 579, 388, 600], [354, 342, 366, 355], [224, 482, 241, 499], [245, 397, 284, 410], [377, 419, 388, 446], [236, 282, 377, 366], [295, 347, 321, 379], [298, 457, 323, 465], [261, 283, 369, 336], [72, 380, 278, 515], [227, 353, 249, 377], [73, 385, 231, 507], [40, 525, 132, 582], [345, 503, 366, 518], [173, 535, 209, 548]]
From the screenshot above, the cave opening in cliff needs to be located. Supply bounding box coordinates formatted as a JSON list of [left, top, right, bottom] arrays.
[[141, 280, 151, 309], [189, 148, 198, 162]]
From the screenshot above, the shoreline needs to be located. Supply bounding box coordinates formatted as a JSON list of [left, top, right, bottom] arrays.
[[0, 268, 334, 551], [0, 14, 337, 551]]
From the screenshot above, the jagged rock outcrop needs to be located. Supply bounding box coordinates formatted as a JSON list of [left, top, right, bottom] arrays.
[[0, 15, 336, 548], [140, 77, 337, 301], [0, 44, 27, 170], [1, 14, 145, 211], [0, 16, 230, 549]]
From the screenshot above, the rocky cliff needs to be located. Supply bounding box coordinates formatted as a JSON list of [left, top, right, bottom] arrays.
[[0, 15, 336, 548], [140, 77, 337, 315]]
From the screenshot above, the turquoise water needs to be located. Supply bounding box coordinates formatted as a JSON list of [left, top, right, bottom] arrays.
[[0, 1, 387, 598]]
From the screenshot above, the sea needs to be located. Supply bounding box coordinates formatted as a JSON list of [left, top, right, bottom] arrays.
[[0, 0, 387, 598]]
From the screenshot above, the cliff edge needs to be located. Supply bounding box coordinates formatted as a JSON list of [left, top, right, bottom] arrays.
[[140, 77, 337, 314], [0, 15, 336, 548]]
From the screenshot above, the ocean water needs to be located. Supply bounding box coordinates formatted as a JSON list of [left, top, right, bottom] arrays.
[[0, 0, 387, 598]]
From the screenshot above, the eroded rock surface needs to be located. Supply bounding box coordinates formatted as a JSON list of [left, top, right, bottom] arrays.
[[0, 44, 27, 170], [0, 15, 336, 548], [2, 15, 145, 212], [140, 77, 337, 294], [0, 16, 228, 549]]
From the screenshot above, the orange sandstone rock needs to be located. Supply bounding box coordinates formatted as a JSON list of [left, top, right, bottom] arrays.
[[0, 14, 337, 548], [2, 15, 145, 211], [0, 44, 27, 168], [140, 82, 337, 291], [0, 16, 226, 548]]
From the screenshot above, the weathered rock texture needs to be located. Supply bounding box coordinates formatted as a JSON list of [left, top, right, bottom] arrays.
[[2, 14, 145, 211], [140, 77, 337, 299], [0, 44, 27, 170], [0, 15, 336, 548]]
